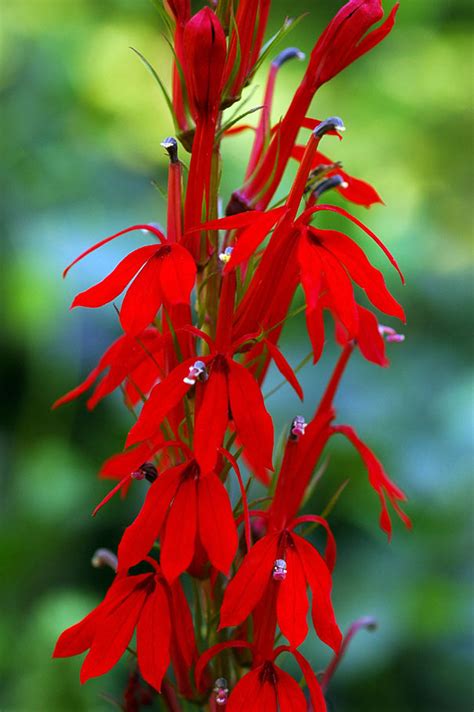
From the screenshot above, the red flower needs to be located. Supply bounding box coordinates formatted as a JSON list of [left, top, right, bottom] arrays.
[[196, 642, 327, 712], [64, 224, 196, 337], [53, 566, 173, 691], [116, 458, 239, 583], [125, 273, 284, 479], [219, 520, 341, 651], [229, 0, 398, 212]]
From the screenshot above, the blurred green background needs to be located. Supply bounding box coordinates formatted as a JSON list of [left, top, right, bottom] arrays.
[[1, 0, 472, 710]]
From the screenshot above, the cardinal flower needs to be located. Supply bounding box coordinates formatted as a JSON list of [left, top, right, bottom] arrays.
[[64, 223, 196, 337], [229, 0, 399, 213], [116, 458, 239, 583], [124, 272, 295, 480], [219, 516, 341, 650], [196, 642, 327, 712], [53, 564, 175, 691]]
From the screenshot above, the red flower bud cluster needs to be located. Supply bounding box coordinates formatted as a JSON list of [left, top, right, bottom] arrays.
[[53, 2, 410, 710]]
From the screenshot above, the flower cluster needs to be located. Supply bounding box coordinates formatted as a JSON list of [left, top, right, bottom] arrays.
[[53, 1, 410, 710]]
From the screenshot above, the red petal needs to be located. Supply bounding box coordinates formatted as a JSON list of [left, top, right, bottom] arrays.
[[159, 244, 196, 304], [194, 361, 229, 473], [120, 256, 163, 336], [276, 545, 309, 647], [219, 533, 279, 628], [63, 224, 165, 278], [117, 466, 183, 573], [228, 360, 274, 472], [293, 534, 342, 653], [52, 362, 104, 410], [298, 228, 324, 309], [52, 575, 142, 658], [264, 339, 303, 400], [190, 210, 264, 233], [225, 207, 287, 272], [136, 579, 172, 691], [53, 606, 103, 658], [301, 204, 404, 283], [349, 3, 400, 64], [317, 245, 358, 336], [339, 171, 383, 208], [276, 667, 307, 712], [290, 648, 328, 712], [227, 668, 267, 712], [80, 576, 150, 683], [195, 640, 253, 691], [355, 305, 389, 367], [198, 473, 238, 575], [71, 245, 157, 309], [320, 229, 405, 321], [161, 475, 198, 583], [125, 359, 197, 447], [331, 424, 411, 538]]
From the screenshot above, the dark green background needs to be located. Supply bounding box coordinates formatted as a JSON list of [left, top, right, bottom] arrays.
[[1, 1, 472, 710]]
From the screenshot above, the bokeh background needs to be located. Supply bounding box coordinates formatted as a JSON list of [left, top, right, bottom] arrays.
[[1, 0, 472, 710]]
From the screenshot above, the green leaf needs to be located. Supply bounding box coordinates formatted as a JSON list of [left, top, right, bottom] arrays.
[[129, 46, 179, 131]]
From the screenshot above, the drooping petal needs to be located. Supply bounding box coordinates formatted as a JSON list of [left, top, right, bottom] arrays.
[[125, 358, 198, 447], [276, 544, 309, 647], [120, 255, 164, 336], [225, 207, 287, 272], [53, 606, 103, 658], [52, 575, 145, 658], [264, 339, 303, 400], [79, 576, 150, 683], [226, 667, 265, 712], [301, 203, 404, 283], [320, 229, 405, 321], [169, 579, 199, 697], [275, 667, 308, 712], [117, 466, 183, 573], [318, 246, 358, 336], [136, 578, 172, 691], [281, 647, 328, 712], [293, 534, 342, 653], [219, 533, 279, 629], [71, 245, 157, 309], [228, 360, 274, 473], [63, 224, 165, 278], [194, 359, 229, 473], [198, 473, 238, 576], [161, 474, 198, 583], [330, 424, 411, 538], [159, 244, 196, 304]]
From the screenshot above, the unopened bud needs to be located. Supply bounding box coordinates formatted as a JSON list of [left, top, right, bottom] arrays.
[[91, 548, 118, 572], [290, 415, 307, 441], [213, 678, 229, 706], [272, 47, 305, 68], [219, 246, 233, 264], [272, 558, 287, 581], [314, 116, 346, 138], [312, 174, 348, 199], [161, 136, 179, 164], [183, 360, 208, 386]]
